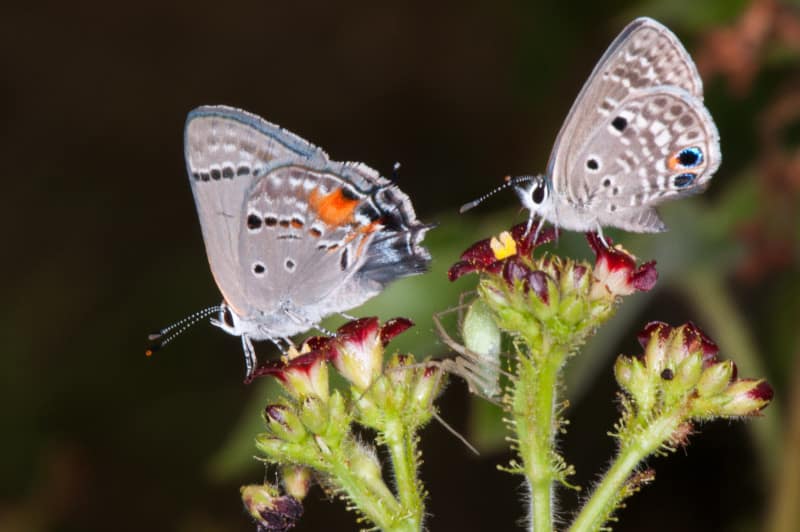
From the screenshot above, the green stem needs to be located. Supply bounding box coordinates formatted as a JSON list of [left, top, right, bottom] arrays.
[[328, 447, 410, 532], [514, 348, 565, 532], [570, 413, 681, 532], [384, 419, 424, 531]]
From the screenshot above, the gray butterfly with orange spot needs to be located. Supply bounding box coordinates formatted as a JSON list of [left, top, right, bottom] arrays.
[[151, 106, 431, 379], [461, 17, 721, 241]]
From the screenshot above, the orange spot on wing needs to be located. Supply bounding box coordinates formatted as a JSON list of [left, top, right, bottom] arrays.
[[667, 154, 680, 171], [309, 188, 360, 227]]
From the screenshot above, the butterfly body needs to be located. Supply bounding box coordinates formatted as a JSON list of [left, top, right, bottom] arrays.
[[184, 106, 430, 376]]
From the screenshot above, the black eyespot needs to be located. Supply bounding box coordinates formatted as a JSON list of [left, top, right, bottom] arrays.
[[237, 165, 250, 176], [677, 147, 703, 167], [532, 182, 545, 204], [339, 248, 350, 271], [246, 214, 262, 230], [222, 166, 234, 179], [210, 168, 222, 180], [602, 178, 611, 187], [264, 216, 278, 227], [673, 173, 696, 188], [586, 159, 599, 170], [253, 263, 266, 275], [285, 259, 296, 271], [611, 116, 627, 132], [661, 368, 674, 380]]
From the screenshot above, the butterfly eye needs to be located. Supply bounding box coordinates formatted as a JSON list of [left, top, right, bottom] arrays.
[[222, 307, 235, 328], [531, 181, 546, 204]]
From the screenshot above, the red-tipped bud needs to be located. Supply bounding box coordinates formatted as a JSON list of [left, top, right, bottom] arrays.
[[587, 233, 658, 298], [241, 483, 303, 532], [253, 350, 330, 402]]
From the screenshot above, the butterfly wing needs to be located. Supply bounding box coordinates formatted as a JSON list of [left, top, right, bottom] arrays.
[[547, 17, 709, 215], [236, 159, 431, 333], [184, 106, 326, 316], [563, 86, 720, 232]]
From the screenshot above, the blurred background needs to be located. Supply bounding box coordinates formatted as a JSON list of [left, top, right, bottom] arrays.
[[2, 0, 799, 530]]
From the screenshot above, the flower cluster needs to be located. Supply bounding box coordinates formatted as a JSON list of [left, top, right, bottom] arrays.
[[448, 223, 658, 352], [246, 317, 444, 531], [617, 321, 773, 424]]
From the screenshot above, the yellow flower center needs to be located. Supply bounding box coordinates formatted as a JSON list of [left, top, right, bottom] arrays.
[[490, 231, 517, 260]]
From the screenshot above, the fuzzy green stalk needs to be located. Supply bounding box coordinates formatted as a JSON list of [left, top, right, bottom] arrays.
[[328, 452, 413, 532], [513, 347, 568, 532], [384, 418, 425, 530], [569, 411, 683, 531]]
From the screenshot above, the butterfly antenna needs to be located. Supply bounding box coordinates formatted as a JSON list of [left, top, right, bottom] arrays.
[[146, 305, 221, 356], [459, 175, 535, 213]]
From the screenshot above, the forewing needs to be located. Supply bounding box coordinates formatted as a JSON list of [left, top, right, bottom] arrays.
[[184, 106, 325, 315]]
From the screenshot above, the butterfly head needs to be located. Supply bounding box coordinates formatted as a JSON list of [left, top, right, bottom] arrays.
[[459, 174, 552, 219], [512, 175, 551, 217]]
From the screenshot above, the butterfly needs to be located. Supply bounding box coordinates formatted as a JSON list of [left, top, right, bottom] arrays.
[[461, 17, 721, 243], [154, 106, 431, 378]]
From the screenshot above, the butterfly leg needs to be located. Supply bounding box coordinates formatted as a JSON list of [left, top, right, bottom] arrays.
[[595, 224, 610, 248], [531, 216, 546, 244], [338, 311, 358, 320], [241, 334, 257, 379], [282, 305, 335, 337]]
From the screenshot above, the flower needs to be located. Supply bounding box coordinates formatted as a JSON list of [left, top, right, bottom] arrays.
[[241, 483, 303, 532], [587, 232, 657, 298], [448, 222, 558, 281], [328, 317, 414, 391], [623, 321, 774, 418], [252, 350, 330, 402]]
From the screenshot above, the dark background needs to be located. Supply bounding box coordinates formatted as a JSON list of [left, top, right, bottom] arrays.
[[2, 0, 799, 530]]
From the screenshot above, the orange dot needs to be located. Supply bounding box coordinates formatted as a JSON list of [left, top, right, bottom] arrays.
[[309, 188, 360, 227]]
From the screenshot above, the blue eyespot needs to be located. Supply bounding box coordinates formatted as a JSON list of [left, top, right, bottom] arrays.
[[677, 147, 703, 167], [673, 173, 696, 188]]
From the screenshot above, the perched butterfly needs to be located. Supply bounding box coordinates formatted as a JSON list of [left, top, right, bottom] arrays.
[[150, 106, 431, 378], [461, 17, 721, 242]]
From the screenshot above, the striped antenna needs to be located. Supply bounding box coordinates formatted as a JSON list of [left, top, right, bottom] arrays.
[[459, 175, 535, 213], [146, 305, 222, 356]]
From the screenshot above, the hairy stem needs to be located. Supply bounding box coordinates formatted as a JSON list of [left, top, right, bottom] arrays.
[[514, 347, 566, 532], [384, 419, 424, 531], [570, 412, 681, 531]]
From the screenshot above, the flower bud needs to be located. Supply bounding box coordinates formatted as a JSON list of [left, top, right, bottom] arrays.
[[413, 365, 446, 408], [675, 352, 703, 390], [281, 465, 312, 501], [718, 379, 774, 416], [587, 232, 658, 299], [298, 396, 329, 434], [254, 350, 330, 403], [696, 360, 735, 398], [241, 483, 303, 531], [329, 318, 384, 391], [265, 404, 307, 443]]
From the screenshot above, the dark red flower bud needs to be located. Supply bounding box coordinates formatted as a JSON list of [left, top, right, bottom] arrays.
[[637, 321, 673, 349], [379, 318, 414, 346]]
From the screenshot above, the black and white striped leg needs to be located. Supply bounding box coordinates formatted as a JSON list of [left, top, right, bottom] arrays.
[[241, 334, 257, 378]]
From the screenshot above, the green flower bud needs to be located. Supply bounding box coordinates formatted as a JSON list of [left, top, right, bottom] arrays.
[[281, 465, 312, 501], [265, 405, 308, 443], [299, 396, 329, 434], [696, 360, 735, 398]]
